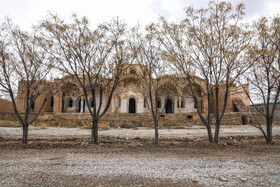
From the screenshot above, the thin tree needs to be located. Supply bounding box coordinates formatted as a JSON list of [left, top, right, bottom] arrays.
[[242, 16, 280, 143], [0, 19, 57, 144], [156, 0, 253, 143], [132, 24, 174, 145], [40, 14, 135, 144]]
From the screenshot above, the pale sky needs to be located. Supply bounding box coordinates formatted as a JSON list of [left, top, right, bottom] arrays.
[[0, 0, 280, 30]]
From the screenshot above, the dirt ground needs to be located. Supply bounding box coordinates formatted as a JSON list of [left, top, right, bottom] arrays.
[[1, 126, 280, 186]]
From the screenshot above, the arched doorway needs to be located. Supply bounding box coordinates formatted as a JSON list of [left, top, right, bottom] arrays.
[[165, 98, 173, 113], [129, 98, 136, 113]]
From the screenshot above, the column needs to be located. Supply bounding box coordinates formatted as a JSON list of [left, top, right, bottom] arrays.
[[80, 96, 84, 113], [179, 96, 181, 108], [161, 96, 165, 113], [59, 92, 63, 113]]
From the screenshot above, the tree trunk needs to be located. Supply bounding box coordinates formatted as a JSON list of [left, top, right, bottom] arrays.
[[266, 117, 273, 143], [214, 119, 220, 143], [22, 125, 28, 144], [91, 120, 98, 144], [206, 125, 213, 143], [154, 119, 159, 145]]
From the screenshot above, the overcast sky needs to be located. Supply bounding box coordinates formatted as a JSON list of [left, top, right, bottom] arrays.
[[0, 0, 280, 30]]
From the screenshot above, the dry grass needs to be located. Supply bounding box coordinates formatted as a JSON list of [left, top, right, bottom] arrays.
[[0, 120, 21, 127], [2, 114, 260, 130], [0, 113, 192, 130]]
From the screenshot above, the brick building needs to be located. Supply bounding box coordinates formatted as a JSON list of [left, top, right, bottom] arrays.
[[15, 64, 250, 116]]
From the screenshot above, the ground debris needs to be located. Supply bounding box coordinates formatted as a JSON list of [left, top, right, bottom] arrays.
[[1, 127, 280, 186]]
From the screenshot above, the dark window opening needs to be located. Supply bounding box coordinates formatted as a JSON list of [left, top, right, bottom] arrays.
[[165, 99, 173, 113], [31, 101, 35, 110], [242, 116, 248, 125], [181, 99, 185, 108], [51, 96, 54, 107], [129, 98, 136, 113], [187, 115, 193, 119], [157, 98, 161, 108], [68, 99, 73, 107]]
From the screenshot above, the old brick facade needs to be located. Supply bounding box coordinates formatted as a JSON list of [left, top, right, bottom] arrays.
[[14, 65, 250, 118]]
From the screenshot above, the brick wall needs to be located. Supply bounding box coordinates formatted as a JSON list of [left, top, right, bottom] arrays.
[[0, 99, 14, 112]]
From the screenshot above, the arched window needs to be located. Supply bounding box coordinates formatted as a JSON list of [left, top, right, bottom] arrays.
[[66, 97, 73, 108], [68, 99, 73, 107], [129, 98, 136, 113], [157, 97, 161, 108], [165, 98, 173, 113]]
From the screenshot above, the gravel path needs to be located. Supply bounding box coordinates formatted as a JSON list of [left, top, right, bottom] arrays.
[[1, 126, 280, 186], [1, 125, 280, 139], [0, 149, 280, 186]]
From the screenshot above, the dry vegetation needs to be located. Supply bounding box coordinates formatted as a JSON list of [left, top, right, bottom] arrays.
[[0, 115, 194, 130], [1, 134, 280, 153]]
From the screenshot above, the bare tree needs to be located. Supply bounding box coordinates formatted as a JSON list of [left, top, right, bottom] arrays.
[[0, 18, 57, 144], [242, 16, 280, 143], [40, 14, 135, 144], [132, 24, 175, 145], [156, 0, 253, 143]]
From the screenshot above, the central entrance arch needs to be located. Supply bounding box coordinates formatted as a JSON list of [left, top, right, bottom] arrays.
[[129, 98, 136, 113], [165, 98, 173, 113]]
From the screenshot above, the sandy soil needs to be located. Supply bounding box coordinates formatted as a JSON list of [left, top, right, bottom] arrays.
[[1, 126, 280, 186]]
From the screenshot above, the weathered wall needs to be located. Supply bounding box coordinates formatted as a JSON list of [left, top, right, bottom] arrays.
[[16, 81, 54, 113], [0, 99, 14, 112]]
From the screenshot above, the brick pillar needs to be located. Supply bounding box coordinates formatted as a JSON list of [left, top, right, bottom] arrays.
[[179, 96, 182, 108], [80, 96, 84, 113]]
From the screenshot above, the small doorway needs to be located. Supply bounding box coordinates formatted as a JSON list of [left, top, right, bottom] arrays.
[[129, 98, 136, 113], [165, 98, 173, 113], [242, 116, 248, 125]]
